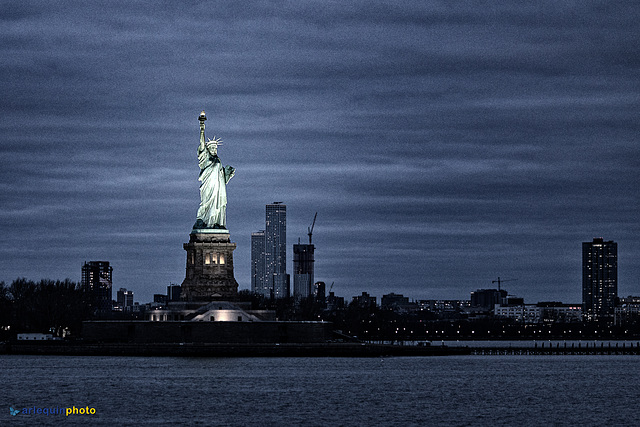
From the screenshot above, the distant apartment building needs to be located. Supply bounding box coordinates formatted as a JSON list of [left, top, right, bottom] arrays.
[[326, 291, 345, 311], [81, 261, 113, 314], [381, 293, 417, 313], [313, 281, 326, 301], [381, 293, 409, 308], [251, 231, 267, 296], [494, 303, 582, 324], [493, 304, 539, 323], [167, 284, 182, 302], [470, 289, 507, 311], [117, 288, 134, 310], [352, 292, 377, 310], [417, 300, 471, 314], [153, 294, 167, 305], [582, 238, 617, 321], [614, 296, 640, 325]]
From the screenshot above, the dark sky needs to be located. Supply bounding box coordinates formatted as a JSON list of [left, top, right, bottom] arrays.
[[2, 1, 639, 304]]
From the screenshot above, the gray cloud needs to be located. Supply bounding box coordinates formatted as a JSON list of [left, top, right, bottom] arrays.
[[1, 1, 638, 303]]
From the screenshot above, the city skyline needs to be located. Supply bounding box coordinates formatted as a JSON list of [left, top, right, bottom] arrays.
[[1, 2, 639, 303]]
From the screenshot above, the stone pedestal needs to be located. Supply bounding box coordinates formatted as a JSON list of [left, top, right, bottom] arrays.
[[180, 229, 239, 301]]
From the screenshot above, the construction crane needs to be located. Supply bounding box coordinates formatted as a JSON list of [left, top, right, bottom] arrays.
[[329, 281, 334, 293], [492, 277, 517, 292], [307, 212, 317, 244]]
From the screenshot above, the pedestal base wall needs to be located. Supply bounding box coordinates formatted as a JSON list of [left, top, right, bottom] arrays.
[[181, 230, 239, 301]]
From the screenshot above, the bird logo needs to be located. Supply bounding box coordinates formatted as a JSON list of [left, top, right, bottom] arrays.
[[9, 407, 20, 416]]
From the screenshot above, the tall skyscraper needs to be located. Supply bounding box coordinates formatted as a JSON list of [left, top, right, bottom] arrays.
[[293, 242, 314, 300], [266, 203, 288, 298], [251, 230, 267, 296], [582, 237, 618, 321], [81, 261, 113, 314], [252, 203, 289, 298]]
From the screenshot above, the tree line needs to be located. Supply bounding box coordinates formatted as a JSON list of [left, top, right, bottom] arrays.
[[0, 278, 93, 340]]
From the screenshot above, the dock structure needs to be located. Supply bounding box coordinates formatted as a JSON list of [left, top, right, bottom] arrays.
[[468, 341, 640, 355]]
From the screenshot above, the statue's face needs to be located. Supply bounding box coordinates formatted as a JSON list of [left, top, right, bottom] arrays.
[[206, 138, 221, 156], [207, 142, 218, 155]]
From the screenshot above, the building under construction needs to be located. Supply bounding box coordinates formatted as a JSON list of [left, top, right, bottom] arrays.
[[293, 213, 316, 300]]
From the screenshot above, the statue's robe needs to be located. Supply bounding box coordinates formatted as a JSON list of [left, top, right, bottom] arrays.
[[196, 142, 234, 228]]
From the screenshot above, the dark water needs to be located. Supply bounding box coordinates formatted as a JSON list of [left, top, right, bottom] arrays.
[[1, 355, 639, 426]]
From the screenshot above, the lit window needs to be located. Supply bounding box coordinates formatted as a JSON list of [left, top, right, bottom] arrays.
[[219, 253, 225, 264], [205, 253, 210, 265]]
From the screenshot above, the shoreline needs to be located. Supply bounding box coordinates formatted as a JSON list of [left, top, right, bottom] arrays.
[[0, 341, 471, 357]]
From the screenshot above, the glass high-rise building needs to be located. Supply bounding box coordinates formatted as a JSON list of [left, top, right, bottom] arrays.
[[582, 237, 618, 321], [251, 230, 267, 296], [251, 203, 289, 298], [266, 203, 288, 298]]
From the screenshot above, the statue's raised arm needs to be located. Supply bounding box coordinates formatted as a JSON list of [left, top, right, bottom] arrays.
[[193, 111, 235, 230]]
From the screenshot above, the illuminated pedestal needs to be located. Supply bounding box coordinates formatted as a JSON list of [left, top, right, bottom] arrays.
[[180, 229, 239, 301]]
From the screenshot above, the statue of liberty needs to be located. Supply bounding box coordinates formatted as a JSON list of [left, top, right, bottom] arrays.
[[193, 111, 235, 229]]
